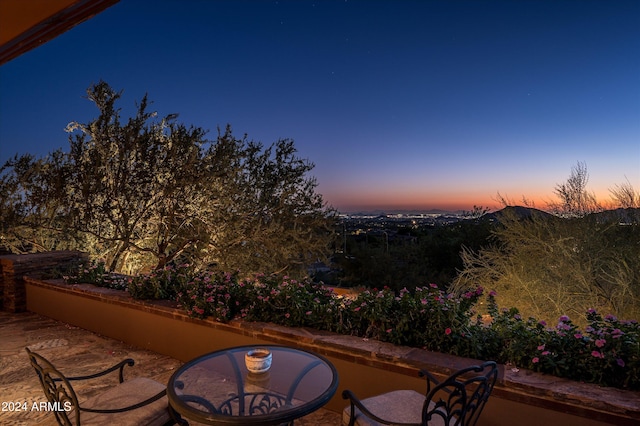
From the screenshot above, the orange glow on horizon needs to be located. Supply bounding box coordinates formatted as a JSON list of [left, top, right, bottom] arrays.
[[328, 189, 618, 213]]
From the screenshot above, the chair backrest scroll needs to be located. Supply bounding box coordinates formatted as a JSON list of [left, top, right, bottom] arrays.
[[26, 347, 81, 426], [423, 361, 498, 426]]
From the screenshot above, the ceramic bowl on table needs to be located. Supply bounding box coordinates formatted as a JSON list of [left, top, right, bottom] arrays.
[[244, 348, 272, 373]]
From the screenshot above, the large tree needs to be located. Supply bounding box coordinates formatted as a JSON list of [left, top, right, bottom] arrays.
[[202, 132, 337, 276], [1, 81, 336, 276]]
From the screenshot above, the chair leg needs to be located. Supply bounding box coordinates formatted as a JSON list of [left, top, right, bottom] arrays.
[[347, 404, 356, 426]]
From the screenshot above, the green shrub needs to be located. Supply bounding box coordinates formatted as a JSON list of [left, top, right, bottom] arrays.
[[452, 207, 640, 326], [64, 259, 128, 291], [242, 274, 338, 329], [336, 285, 483, 353], [175, 271, 249, 321], [465, 295, 640, 389], [128, 264, 193, 300]]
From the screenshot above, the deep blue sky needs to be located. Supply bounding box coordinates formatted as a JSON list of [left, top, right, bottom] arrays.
[[1, 0, 638, 212]]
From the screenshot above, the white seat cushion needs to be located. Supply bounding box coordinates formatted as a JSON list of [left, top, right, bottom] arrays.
[[342, 389, 448, 426], [80, 377, 170, 426]]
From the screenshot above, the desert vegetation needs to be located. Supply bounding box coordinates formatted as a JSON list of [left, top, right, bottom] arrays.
[[0, 82, 336, 278], [452, 162, 640, 325], [1, 83, 638, 346]]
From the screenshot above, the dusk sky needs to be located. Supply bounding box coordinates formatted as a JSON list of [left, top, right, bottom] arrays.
[[1, 0, 638, 213]]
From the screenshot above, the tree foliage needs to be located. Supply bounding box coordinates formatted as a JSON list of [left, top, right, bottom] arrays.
[[0, 152, 81, 253], [0, 81, 336, 277]]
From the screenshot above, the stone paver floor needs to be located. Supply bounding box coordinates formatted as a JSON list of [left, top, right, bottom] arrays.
[[0, 311, 341, 425]]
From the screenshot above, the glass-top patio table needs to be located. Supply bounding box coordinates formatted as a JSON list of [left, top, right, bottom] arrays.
[[167, 345, 339, 425]]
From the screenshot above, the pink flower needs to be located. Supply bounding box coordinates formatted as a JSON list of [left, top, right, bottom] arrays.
[[591, 351, 603, 358], [595, 339, 606, 348], [386, 328, 392, 333], [537, 345, 545, 351], [541, 351, 550, 356], [532, 357, 539, 364], [489, 290, 497, 297], [611, 329, 624, 338], [285, 313, 290, 318], [305, 311, 312, 315], [559, 315, 570, 322], [617, 358, 625, 368], [574, 333, 583, 339], [444, 328, 452, 335]]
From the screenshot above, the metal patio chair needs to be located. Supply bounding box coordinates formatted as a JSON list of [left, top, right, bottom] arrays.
[[26, 347, 174, 426], [342, 361, 498, 426]]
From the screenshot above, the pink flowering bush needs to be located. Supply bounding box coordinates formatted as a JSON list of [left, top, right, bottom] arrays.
[[175, 271, 251, 320], [240, 274, 338, 328], [336, 284, 483, 355], [539, 310, 639, 389], [67, 261, 639, 389], [174, 271, 337, 327], [128, 264, 193, 300], [472, 293, 639, 389]]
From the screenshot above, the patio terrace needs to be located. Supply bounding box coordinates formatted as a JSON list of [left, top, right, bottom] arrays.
[[2, 251, 638, 426], [0, 311, 341, 425]]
